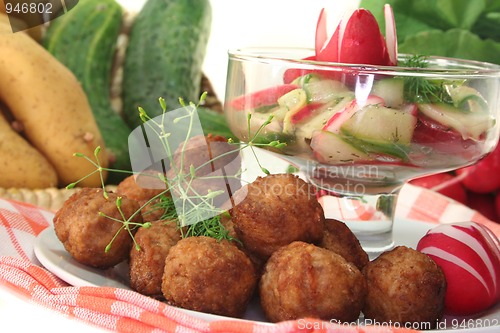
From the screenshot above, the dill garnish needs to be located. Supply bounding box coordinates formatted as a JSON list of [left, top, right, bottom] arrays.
[[402, 55, 451, 104], [70, 93, 284, 250]]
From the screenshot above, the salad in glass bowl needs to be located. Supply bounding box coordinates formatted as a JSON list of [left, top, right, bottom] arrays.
[[225, 50, 500, 194], [223, 5, 500, 254]]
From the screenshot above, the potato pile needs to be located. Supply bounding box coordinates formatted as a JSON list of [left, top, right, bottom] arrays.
[[0, 0, 215, 192], [0, 14, 107, 189]]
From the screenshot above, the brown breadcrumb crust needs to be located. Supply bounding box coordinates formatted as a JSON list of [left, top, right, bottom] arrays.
[[166, 134, 241, 209], [231, 173, 325, 260], [129, 220, 181, 296], [363, 246, 447, 327], [320, 219, 369, 270], [116, 173, 169, 222], [260, 241, 366, 323], [161, 236, 257, 318], [53, 187, 142, 268]]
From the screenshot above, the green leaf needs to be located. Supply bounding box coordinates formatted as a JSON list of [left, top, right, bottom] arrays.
[[197, 107, 239, 142], [360, 0, 490, 44], [472, 11, 500, 41], [399, 29, 500, 64], [363, 0, 485, 29]]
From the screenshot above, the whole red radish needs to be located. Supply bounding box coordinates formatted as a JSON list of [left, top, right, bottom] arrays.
[[467, 193, 498, 223], [496, 193, 500, 222], [417, 222, 500, 315], [455, 143, 500, 194], [409, 173, 467, 205]]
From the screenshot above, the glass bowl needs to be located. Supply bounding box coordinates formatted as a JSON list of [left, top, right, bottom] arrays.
[[224, 47, 500, 256]]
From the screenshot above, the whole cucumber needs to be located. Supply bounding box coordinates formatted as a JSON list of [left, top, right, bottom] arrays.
[[122, 0, 212, 128], [44, 0, 132, 183]]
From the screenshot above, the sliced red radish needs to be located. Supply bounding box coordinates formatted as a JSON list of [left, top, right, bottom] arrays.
[[315, 8, 328, 56], [229, 84, 299, 111], [283, 55, 317, 84], [417, 222, 500, 315], [314, 5, 396, 67], [322, 95, 384, 133], [384, 4, 398, 66]]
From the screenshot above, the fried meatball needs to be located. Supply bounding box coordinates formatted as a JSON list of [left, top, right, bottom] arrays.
[[116, 173, 171, 222], [260, 241, 366, 323], [320, 219, 369, 270], [162, 236, 257, 318], [166, 134, 242, 211], [129, 220, 181, 296], [231, 173, 324, 260], [53, 188, 142, 268], [166, 135, 241, 214], [363, 246, 447, 327], [220, 212, 266, 274], [170, 134, 239, 176]]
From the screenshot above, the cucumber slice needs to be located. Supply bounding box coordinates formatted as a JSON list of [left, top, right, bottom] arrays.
[[341, 104, 417, 145], [343, 135, 410, 161], [280, 88, 308, 133], [304, 79, 352, 103], [278, 88, 307, 112], [311, 130, 371, 163], [291, 73, 322, 86], [247, 111, 283, 134], [371, 78, 404, 108], [295, 97, 354, 140], [253, 105, 289, 122], [418, 103, 494, 140], [446, 84, 488, 112]]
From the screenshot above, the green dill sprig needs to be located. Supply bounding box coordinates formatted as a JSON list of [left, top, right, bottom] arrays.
[[240, 113, 287, 175], [402, 55, 452, 104], [67, 92, 286, 251], [99, 196, 152, 252], [67, 146, 110, 198]]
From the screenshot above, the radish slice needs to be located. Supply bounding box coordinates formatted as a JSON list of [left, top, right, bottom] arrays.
[[336, 7, 356, 59], [384, 4, 398, 66], [316, 7, 355, 62], [315, 8, 328, 56]]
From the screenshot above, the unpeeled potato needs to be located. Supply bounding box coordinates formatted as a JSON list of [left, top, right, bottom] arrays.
[[0, 112, 58, 188], [0, 16, 108, 187], [0, 5, 43, 41]]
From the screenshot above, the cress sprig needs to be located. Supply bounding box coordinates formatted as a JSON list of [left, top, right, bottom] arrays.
[[68, 93, 286, 251]]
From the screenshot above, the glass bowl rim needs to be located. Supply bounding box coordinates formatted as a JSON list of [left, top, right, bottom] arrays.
[[228, 47, 500, 78]]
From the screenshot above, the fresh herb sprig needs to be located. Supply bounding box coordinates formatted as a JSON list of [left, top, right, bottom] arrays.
[[69, 93, 284, 251], [402, 55, 452, 104]]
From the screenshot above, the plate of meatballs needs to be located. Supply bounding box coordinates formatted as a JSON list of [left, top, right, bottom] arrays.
[[34, 135, 500, 331]]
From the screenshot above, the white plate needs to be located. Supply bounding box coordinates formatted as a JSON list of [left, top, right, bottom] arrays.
[[34, 218, 500, 332]]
